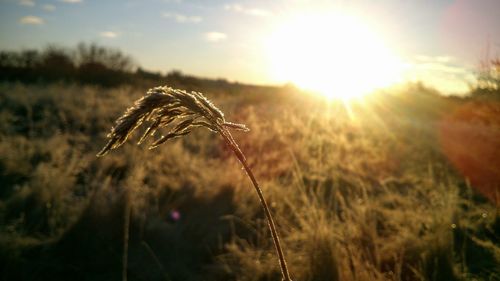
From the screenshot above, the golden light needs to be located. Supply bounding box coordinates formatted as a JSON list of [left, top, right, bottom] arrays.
[[266, 11, 404, 100]]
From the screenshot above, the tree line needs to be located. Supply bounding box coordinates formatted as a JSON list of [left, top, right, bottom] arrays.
[[0, 43, 186, 87], [1, 42, 498, 98]]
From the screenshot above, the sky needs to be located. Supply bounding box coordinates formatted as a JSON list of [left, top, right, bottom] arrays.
[[1, 0, 499, 95]]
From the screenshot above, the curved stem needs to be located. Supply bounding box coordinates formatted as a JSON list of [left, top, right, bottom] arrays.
[[221, 132, 292, 281], [123, 190, 131, 281]]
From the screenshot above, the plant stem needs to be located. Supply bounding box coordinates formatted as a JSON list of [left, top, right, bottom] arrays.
[[123, 191, 131, 281], [141, 241, 170, 280], [221, 132, 292, 281]]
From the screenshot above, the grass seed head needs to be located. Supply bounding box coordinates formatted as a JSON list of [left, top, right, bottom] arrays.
[[97, 86, 248, 156]]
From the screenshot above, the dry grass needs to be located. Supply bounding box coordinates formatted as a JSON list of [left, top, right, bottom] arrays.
[[0, 82, 498, 281]]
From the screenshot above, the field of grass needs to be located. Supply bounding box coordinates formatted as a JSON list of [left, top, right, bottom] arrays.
[[0, 82, 498, 281]]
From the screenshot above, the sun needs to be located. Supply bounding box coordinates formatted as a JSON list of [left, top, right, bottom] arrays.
[[266, 11, 404, 100]]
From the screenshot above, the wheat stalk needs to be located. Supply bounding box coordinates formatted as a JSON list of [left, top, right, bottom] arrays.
[[97, 86, 292, 281]]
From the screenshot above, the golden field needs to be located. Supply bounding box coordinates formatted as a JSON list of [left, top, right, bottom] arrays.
[[0, 81, 498, 281]]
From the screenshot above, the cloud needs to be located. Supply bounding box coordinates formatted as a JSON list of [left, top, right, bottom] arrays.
[[19, 15, 44, 25], [43, 4, 56, 11], [412, 55, 468, 74], [19, 0, 35, 7], [162, 12, 202, 23], [100, 31, 119, 38], [224, 3, 271, 17], [406, 55, 475, 94], [415, 62, 468, 75], [60, 0, 82, 3], [205, 31, 227, 42], [415, 55, 454, 64]]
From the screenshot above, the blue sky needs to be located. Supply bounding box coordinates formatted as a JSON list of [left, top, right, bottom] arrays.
[[1, 0, 499, 94]]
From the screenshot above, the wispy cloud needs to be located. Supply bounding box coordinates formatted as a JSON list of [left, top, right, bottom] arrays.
[[19, 15, 44, 25], [19, 0, 35, 7], [224, 3, 271, 17], [412, 55, 469, 75], [59, 0, 82, 3], [415, 62, 469, 75], [415, 55, 454, 64], [406, 55, 475, 94], [43, 4, 56, 11], [205, 31, 227, 42], [100, 31, 119, 38], [162, 12, 202, 23]]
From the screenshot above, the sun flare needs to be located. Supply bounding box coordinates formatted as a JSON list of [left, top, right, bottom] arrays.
[[266, 11, 404, 100]]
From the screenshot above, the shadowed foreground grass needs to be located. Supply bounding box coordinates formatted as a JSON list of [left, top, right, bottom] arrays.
[[0, 82, 498, 281]]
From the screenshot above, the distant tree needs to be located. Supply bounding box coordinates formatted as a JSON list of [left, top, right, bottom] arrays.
[[18, 50, 41, 68], [472, 57, 500, 99], [166, 69, 184, 79], [136, 67, 162, 81], [76, 43, 135, 72], [0, 50, 41, 82], [39, 46, 76, 82], [477, 58, 500, 90], [75, 43, 135, 86]]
